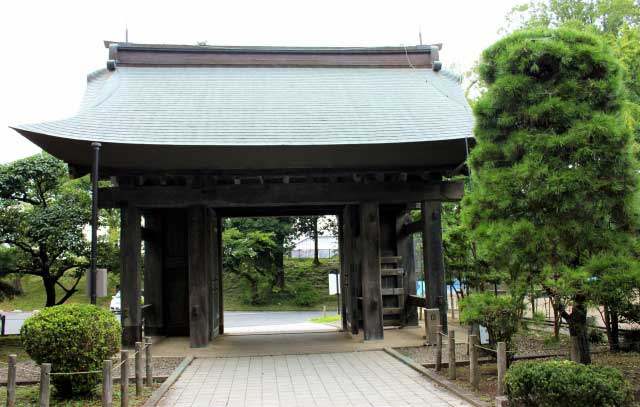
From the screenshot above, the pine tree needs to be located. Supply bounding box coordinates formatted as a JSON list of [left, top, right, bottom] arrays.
[[464, 28, 637, 363]]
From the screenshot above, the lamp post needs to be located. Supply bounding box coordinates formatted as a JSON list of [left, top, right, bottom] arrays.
[[90, 142, 102, 305]]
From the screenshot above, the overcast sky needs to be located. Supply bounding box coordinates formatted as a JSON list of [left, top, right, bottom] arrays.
[[0, 0, 521, 163]]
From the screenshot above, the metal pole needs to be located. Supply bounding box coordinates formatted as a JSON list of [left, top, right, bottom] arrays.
[[90, 142, 102, 305]]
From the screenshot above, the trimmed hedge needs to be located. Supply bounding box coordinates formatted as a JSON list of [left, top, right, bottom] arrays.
[[20, 304, 121, 397], [504, 360, 634, 407]]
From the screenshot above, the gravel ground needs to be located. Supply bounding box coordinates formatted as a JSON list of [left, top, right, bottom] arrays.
[[396, 329, 608, 365], [0, 356, 183, 384]]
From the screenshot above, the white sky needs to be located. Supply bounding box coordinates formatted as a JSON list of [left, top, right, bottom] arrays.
[[0, 0, 521, 163]]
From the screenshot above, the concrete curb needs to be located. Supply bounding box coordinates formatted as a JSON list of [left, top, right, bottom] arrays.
[[142, 356, 194, 407], [384, 348, 491, 407]]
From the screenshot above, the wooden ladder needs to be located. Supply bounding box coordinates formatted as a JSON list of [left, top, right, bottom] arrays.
[[380, 256, 405, 327]]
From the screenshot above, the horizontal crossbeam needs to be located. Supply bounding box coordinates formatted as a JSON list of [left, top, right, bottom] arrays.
[[98, 181, 464, 209]]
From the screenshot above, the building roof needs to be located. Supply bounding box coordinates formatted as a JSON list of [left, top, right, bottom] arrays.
[[11, 42, 474, 173]]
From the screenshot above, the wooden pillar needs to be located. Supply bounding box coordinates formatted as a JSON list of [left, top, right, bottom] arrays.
[[120, 204, 142, 347], [338, 213, 348, 331], [342, 205, 360, 335], [210, 210, 221, 339], [216, 215, 224, 335], [142, 210, 163, 336], [360, 202, 383, 341], [396, 209, 418, 327], [421, 200, 447, 332], [187, 206, 211, 348]]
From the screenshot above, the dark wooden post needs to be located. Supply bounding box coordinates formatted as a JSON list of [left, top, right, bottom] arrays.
[[338, 213, 348, 331], [120, 204, 142, 347], [342, 205, 359, 335], [142, 210, 163, 336], [396, 209, 418, 326], [187, 206, 211, 348], [216, 215, 224, 335], [210, 210, 221, 339], [360, 202, 383, 341], [421, 200, 448, 332]]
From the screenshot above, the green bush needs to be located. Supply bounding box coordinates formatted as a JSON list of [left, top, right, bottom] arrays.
[[291, 281, 320, 307], [504, 360, 634, 407], [459, 293, 522, 347], [20, 304, 121, 397]]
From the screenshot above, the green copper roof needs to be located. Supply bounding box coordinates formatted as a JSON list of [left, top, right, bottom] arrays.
[[13, 66, 474, 147]]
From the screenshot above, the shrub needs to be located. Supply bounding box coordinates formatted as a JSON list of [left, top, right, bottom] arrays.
[[504, 360, 634, 407], [459, 293, 522, 347], [21, 304, 121, 397], [291, 281, 320, 307]]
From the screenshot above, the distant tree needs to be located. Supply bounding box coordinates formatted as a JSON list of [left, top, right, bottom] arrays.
[[292, 216, 339, 266], [225, 217, 295, 290], [0, 246, 21, 301], [584, 254, 640, 351], [464, 28, 637, 363], [222, 228, 277, 305], [0, 154, 90, 307]]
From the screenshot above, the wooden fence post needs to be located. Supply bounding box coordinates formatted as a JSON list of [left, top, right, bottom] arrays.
[[7, 354, 17, 407], [102, 360, 113, 407], [435, 325, 443, 371], [121, 350, 130, 407], [135, 342, 143, 396], [38, 363, 51, 407], [469, 335, 479, 390], [144, 337, 153, 387], [497, 342, 507, 397], [448, 329, 456, 380]]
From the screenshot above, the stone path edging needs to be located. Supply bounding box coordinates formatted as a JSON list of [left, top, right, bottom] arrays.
[[384, 347, 491, 407], [142, 356, 193, 407]]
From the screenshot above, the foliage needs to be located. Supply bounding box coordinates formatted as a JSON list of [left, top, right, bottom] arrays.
[[0, 154, 91, 307], [292, 216, 338, 266], [459, 293, 523, 347], [20, 304, 120, 397], [583, 253, 640, 349], [226, 217, 295, 289], [222, 227, 278, 305], [290, 280, 320, 307], [463, 27, 637, 363], [504, 360, 634, 406]]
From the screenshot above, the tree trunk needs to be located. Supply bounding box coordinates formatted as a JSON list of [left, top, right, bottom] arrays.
[[565, 298, 591, 364], [274, 238, 285, 290], [312, 218, 320, 266], [610, 309, 620, 352], [249, 279, 258, 305], [43, 278, 56, 307], [12, 275, 23, 294]]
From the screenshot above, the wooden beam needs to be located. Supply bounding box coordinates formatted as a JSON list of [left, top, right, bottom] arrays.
[[210, 210, 222, 339], [98, 181, 464, 208], [421, 201, 448, 333], [187, 206, 210, 348], [407, 295, 427, 308], [120, 205, 142, 347], [396, 219, 422, 240], [360, 202, 384, 341]]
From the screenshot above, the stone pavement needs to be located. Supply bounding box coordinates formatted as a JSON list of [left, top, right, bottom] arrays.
[[157, 351, 471, 407]]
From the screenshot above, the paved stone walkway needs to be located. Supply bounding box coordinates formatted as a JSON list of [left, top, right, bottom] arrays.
[[157, 351, 471, 407]]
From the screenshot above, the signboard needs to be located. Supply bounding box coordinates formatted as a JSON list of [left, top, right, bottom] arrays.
[[328, 274, 340, 295]]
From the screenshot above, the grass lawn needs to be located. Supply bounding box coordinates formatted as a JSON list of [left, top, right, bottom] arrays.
[[223, 257, 341, 311], [0, 383, 157, 407], [310, 315, 341, 324], [0, 274, 118, 312], [1, 258, 339, 312]]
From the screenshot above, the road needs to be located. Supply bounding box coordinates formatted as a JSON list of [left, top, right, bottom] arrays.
[[224, 310, 339, 334]]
